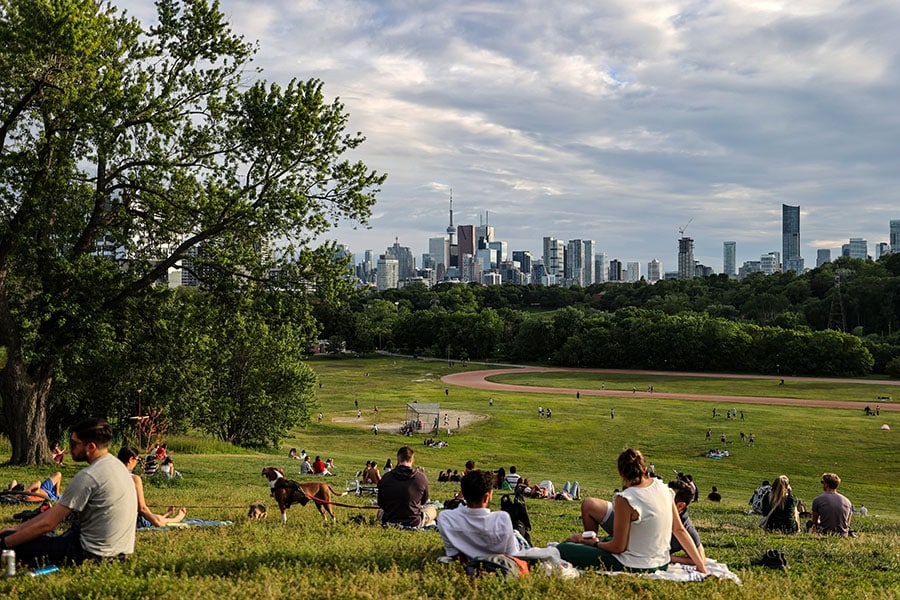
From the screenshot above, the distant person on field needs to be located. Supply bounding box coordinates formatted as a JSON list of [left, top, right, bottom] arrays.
[[505, 466, 521, 488], [437, 470, 523, 561], [808, 472, 852, 536], [707, 486, 722, 502], [377, 446, 437, 528]]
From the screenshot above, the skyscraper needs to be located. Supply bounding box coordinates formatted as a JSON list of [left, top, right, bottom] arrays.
[[782, 204, 803, 273], [891, 220, 900, 253], [626, 261, 641, 282], [677, 237, 694, 279], [723, 241, 736, 277], [816, 248, 831, 268], [847, 238, 868, 260], [543, 237, 564, 282], [647, 258, 661, 282], [595, 253, 608, 283]]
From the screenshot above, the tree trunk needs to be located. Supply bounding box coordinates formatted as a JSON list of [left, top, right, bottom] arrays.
[[0, 358, 52, 465]]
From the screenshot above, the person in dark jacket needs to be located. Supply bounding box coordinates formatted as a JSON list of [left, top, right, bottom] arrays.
[[377, 446, 436, 527]]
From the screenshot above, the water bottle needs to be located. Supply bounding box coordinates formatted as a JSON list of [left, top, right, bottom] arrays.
[[29, 565, 59, 576]]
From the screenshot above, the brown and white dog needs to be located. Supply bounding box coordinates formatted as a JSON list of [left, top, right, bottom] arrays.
[[247, 503, 268, 521], [261, 466, 348, 524]]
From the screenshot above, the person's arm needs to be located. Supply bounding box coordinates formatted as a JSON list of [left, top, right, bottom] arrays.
[[0, 503, 73, 547], [670, 502, 707, 573]]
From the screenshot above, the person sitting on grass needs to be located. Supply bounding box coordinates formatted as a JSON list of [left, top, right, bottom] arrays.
[[760, 475, 800, 534], [117, 447, 187, 528], [52, 444, 66, 466], [7, 472, 63, 502], [437, 470, 524, 561], [807, 472, 852, 537], [557, 448, 707, 573], [577, 477, 707, 566], [160, 456, 182, 479]]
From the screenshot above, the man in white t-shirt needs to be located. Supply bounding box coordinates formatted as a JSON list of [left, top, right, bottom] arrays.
[[437, 470, 521, 560], [0, 418, 137, 566]]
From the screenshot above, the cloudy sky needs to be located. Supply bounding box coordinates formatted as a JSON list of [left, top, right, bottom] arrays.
[[137, 1, 900, 274]]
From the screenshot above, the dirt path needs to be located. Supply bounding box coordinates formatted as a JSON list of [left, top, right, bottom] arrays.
[[332, 409, 489, 434], [442, 367, 900, 412]]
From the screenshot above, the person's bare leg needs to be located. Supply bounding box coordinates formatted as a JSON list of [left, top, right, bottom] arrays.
[[581, 497, 610, 532]]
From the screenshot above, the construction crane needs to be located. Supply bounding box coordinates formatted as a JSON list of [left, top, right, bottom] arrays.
[[678, 218, 693, 237]]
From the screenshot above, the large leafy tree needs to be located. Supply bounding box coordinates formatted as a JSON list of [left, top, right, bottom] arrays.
[[0, 0, 384, 463]]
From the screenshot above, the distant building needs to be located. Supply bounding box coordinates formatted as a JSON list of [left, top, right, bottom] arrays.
[[512, 250, 533, 275], [608, 259, 623, 282], [816, 248, 831, 268], [760, 252, 779, 275], [543, 237, 565, 282], [723, 241, 736, 277], [457, 225, 475, 261], [782, 204, 803, 272], [566, 239, 594, 286], [739, 261, 761, 278], [891, 220, 900, 253], [678, 237, 694, 279], [647, 258, 661, 282], [875, 242, 890, 260], [595, 253, 609, 283], [626, 261, 641, 282], [376, 254, 399, 290], [846, 238, 868, 260], [387, 239, 415, 280]]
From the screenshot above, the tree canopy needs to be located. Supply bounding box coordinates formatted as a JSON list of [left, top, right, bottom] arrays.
[[0, 0, 384, 463]]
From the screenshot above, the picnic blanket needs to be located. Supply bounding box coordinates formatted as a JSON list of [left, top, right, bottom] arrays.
[[138, 519, 234, 532], [602, 559, 741, 584]]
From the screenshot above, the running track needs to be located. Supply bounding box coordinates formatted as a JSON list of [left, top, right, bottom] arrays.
[[442, 367, 900, 412]]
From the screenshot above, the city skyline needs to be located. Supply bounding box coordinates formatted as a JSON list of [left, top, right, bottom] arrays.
[[131, 2, 900, 269]]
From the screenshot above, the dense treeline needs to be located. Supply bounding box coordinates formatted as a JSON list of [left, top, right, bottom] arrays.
[[318, 255, 900, 377]]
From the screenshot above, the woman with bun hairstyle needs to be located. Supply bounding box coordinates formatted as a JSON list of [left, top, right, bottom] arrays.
[[557, 448, 707, 573]]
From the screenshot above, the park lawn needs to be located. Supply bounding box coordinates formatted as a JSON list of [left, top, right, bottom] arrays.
[[488, 371, 900, 403], [1, 355, 898, 599]]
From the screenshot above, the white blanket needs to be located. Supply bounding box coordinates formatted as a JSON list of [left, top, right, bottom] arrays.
[[603, 559, 741, 584]]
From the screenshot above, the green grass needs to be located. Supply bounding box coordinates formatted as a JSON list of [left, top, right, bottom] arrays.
[[1, 356, 899, 599], [488, 371, 900, 402]]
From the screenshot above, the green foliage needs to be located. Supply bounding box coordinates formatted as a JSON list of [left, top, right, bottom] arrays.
[[0, 0, 383, 463]]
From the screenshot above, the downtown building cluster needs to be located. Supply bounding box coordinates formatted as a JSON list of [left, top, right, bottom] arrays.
[[347, 202, 900, 291]]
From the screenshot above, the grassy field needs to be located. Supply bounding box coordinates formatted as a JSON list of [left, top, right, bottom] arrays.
[[1, 355, 898, 599], [488, 371, 900, 402]]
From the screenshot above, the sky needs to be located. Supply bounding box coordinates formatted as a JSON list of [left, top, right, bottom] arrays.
[[134, 1, 900, 274]]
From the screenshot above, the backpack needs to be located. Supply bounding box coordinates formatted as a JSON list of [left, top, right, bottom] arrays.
[[500, 491, 532, 546], [465, 554, 529, 577]]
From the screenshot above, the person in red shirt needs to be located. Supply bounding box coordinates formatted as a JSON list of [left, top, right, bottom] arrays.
[[313, 456, 327, 475]]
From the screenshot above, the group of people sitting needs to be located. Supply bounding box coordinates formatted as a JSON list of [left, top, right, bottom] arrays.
[[751, 473, 854, 536], [296, 451, 336, 476], [362, 459, 391, 484], [144, 443, 181, 479], [0, 418, 190, 567]]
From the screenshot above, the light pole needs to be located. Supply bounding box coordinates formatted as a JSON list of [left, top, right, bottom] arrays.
[[136, 387, 143, 449]]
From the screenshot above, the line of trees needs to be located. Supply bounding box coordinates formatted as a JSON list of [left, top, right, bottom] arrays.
[[318, 254, 900, 378]]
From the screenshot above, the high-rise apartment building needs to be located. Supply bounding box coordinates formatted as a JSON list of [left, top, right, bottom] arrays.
[[512, 250, 533, 275], [565, 239, 594, 286], [608, 259, 623, 282], [876, 242, 890, 259], [626, 261, 641, 282], [677, 237, 694, 279], [542, 237, 565, 283], [647, 258, 661, 282], [376, 254, 399, 290], [891, 220, 900, 253], [760, 252, 779, 275], [723, 241, 736, 277], [782, 204, 803, 272], [595, 253, 608, 283], [816, 248, 831, 268]]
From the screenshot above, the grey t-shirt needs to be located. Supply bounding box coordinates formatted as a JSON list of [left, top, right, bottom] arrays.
[[812, 491, 852, 536], [60, 452, 138, 557]]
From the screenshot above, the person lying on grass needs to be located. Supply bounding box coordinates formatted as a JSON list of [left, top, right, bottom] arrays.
[[556, 448, 707, 573], [118, 447, 187, 528], [7, 471, 63, 501]]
